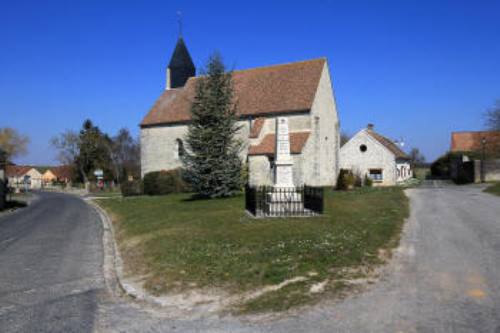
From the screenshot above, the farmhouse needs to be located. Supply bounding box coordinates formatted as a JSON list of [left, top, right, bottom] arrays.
[[340, 124, 412, 186], [140, 37, 340, 187], [449, 130, 500, 183], [5, 165, 43, 190]]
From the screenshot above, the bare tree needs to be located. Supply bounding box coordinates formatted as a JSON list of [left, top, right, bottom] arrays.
[[340, 131, 351, 147], [0, 127, 30, 161], [485, 100, 500, 130], [108, 128, 140, 182], [50, 130, 80, 166], [409, 147, 426, 165]]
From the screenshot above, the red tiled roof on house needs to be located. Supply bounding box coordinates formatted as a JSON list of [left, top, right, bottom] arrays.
[[451, 131, 500, 152], [248, 132, 310, 156], [366, 129, 409, 160], [141, 58, 326, 127], [50, 165, 74, 181], [5, 165, 32, 177], [249, 117, 265, 138]]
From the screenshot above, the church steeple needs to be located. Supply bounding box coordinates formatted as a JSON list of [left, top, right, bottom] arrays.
[[166, 37, 195, 90]]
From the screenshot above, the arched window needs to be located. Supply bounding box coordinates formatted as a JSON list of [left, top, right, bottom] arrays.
[[175, 139, 184, 159]]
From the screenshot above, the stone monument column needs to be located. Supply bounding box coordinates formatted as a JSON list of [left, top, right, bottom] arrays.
[[274, 117, 294, 188]]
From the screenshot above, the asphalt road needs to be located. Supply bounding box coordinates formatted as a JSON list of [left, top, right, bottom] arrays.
[[0, 192, 105, 333], [2, 185, 500, 332]]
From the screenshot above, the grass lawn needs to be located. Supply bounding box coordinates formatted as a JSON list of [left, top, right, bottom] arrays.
[[484, 182, 500, 196], [97, 187, 409, 313], [414, 167, 430, 181], [89, 191, 122, 198]]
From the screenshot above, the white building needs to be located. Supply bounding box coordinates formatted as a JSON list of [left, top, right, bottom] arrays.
[[340, 125, 412, 186], [5, 165, 43, 190], [140, 37, 340, 187]]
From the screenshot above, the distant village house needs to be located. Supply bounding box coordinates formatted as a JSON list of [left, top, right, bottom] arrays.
[[339, 124, 412, 186], [5, 165, 43, 190], [450, 130, 500, 183]]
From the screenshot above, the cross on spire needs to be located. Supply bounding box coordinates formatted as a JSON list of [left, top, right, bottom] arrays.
[[177, 11, 183, 37]]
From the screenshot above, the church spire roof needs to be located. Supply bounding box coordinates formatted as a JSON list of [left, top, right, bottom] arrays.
[[166, 37, 195, 89], [168, 37, 195, 70]]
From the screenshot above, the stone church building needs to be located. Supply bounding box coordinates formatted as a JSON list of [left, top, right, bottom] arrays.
[[140, 37, 340, 187]]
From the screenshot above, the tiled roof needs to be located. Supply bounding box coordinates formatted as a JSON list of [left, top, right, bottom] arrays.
[[50, 165, 74, 180], [249, 117, 265, 138], [451, 131, 500, 152], [5, 165, 33, 177], [366, 130, 409, 159], [141, 58, 326, 126], [248, 132, 310, 156]]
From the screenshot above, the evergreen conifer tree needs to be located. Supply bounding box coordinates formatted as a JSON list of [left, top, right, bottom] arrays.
[[182, 53, 243, 198]]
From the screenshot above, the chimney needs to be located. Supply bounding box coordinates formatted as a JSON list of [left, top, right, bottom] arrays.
[[367, 123, 374, 130]]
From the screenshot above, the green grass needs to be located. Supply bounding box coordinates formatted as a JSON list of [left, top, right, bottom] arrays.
[[484, 182, 500, 196], [97, 187, 409, 313], [89, 191, 122, 198], [414, 167, 430, 181]]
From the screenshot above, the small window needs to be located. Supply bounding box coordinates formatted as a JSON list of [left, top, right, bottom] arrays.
[[360, 144, 367, 152], [368, 169, 383, 181], [175, 139, 184, 159]]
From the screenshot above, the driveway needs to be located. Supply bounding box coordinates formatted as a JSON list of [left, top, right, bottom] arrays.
[[1, 185, 500, 332]]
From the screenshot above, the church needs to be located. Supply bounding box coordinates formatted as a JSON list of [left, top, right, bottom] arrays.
[[140, 37, 340, 187]]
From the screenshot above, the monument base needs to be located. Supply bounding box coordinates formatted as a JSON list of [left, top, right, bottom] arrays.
[[265, 187, 304, 216]]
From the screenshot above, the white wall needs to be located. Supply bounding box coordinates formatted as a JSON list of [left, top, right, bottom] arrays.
[[339, 130, 398, 186]]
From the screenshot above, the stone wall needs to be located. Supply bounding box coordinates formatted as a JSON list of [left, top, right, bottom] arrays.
[[0, 169, 5, 210], [339, 130, 398, 186], [474, 159, 500, 183]]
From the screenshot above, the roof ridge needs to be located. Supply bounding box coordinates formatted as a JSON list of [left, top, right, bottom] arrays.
[[232, 57, 326, 74]]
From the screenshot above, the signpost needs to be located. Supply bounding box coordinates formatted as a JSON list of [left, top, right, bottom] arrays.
[[94, 169, 104, 190]]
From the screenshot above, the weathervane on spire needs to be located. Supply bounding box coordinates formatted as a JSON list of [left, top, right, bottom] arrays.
[[177, 10, 183, 37]]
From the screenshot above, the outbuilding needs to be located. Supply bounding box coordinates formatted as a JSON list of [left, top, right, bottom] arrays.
[[340, 124, 412, 186]]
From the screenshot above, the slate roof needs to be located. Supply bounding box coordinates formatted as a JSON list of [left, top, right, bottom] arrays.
[[141, 58, 326, 127], [366, 129, 410, 160], [451, 131, 500, 152], [248, 132, 310, 156], [168, 37, 195, 69]]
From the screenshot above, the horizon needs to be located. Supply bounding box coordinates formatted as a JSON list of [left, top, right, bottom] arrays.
[[2, 0, 499, 165]]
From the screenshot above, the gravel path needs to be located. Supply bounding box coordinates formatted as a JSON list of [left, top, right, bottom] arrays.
[[2, 185, 500, 332]]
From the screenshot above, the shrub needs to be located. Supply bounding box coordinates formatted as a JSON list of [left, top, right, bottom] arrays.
[[143, 169, 191, 196], [337, 169, 356, 190], [121, 180, 142, 197], [364, 175, 373, 187]]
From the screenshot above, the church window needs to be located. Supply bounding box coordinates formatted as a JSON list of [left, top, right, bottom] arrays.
[[175, 139, 184, 159], [360, 144, 367, 152]]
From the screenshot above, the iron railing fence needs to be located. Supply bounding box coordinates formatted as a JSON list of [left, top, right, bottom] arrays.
[[245, 185, 324, 217]]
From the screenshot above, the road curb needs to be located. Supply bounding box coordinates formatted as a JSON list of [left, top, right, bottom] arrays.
[[87, 199, 172, 307]]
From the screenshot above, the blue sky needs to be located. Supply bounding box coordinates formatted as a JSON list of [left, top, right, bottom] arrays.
[[1, 0, 499, 165]]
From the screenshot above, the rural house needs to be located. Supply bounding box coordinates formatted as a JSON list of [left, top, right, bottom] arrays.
[[340, 124, 412, 186], [141, 37, 340, 187], [5, 165, 43, 190], [450, 130, 500, 182]]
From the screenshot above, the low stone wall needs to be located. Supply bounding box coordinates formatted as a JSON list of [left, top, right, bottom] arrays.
[[474, 159, 500, 183]]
